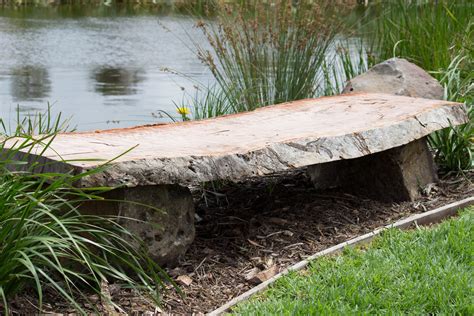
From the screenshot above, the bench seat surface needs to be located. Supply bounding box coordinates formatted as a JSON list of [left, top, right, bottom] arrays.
[[9, 93, 467, 187]]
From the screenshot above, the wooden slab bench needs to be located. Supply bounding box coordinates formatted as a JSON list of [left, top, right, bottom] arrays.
[[4, 93, 468, 265]]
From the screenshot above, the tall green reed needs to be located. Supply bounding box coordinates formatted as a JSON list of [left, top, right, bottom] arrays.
[[190, 0, 345, 117], [367, 0, 472, 74], [319, 37, 374, 96]]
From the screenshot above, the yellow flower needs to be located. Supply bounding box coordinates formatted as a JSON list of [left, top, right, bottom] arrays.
[[176, 106, 190, 116]]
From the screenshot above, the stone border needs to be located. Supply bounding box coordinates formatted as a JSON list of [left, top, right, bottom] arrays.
[[208, 196, 474, 316]]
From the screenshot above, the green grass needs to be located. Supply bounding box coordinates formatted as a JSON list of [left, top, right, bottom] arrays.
[[234, 208, 474, 315]]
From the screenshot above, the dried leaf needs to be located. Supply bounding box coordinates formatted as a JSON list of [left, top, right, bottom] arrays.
[[177, 275, 193, 287]]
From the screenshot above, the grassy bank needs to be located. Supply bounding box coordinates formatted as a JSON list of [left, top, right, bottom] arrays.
[[234, 207, 474, 315]]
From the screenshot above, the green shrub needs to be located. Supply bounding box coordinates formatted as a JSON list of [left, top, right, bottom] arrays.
[[428, 54, 473, 172], [0, 113, 171, 313]]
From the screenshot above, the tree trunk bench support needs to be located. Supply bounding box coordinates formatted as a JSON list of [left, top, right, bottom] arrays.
[[5, 93, 468, 265]]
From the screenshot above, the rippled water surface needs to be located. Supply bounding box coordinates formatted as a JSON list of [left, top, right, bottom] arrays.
[[0, 7, 212, 130]]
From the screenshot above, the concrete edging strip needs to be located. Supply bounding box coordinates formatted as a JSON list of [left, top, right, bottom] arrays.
[[208, 196, 474, 315]]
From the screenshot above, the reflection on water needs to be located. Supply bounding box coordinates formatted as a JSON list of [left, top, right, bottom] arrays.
[[10, 66, 51, 101], [92, 67, 145, 96], [0, 3, 366, 131], [0, 5, 212, 131]]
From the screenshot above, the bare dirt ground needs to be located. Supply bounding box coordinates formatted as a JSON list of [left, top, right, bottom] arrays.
[[8, 171, 473, 315]]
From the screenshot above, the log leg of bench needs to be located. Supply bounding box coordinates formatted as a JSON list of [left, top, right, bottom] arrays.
[[81, 184, 195, 267], [307, 138, 438, 202]]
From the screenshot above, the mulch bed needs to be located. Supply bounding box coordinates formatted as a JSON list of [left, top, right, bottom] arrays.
[[8, 171, 473, 315], [161, 171, 473, 314]]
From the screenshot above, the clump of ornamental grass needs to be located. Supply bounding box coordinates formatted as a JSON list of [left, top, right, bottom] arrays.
[[170, 83, 231, 121], [319, 37, 375, 96], [428, 54, 474, 172], [0, 111, 171, 313], [428, 103, 473, 172], [183, 84, 231, 120], [190, 0, 347, 118]]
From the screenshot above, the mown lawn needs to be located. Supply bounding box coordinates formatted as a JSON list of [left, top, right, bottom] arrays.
[[234, 208, 474, 315]]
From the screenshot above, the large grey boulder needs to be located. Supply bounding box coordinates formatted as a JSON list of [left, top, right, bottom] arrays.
[[342, 57, 444, 100]]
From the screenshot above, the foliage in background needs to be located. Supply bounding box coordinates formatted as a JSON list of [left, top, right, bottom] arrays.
[[234, 208, 474, 315], [176, 85, 230, 121], [0, 0, 218, 17], [0, 113, 171, 313], [367, 0, 472, 75], [0, 0, 215, 8]]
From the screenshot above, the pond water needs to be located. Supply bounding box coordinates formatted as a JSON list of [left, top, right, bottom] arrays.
[[0, 6, 212, 131]]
